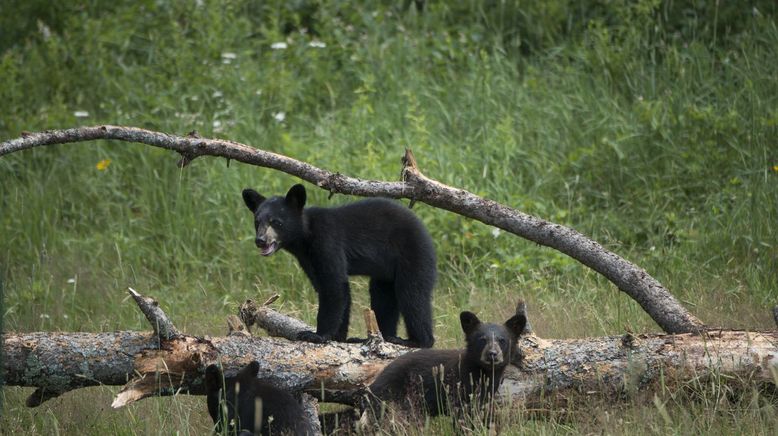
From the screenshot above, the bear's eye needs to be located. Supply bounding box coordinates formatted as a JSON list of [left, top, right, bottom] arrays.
[[270, 218, 282, 228]]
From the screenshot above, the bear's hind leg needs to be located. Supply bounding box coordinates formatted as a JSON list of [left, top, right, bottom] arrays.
[[394, 273, 435, 348]]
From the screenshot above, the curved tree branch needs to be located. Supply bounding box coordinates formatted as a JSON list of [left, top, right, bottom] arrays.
[[0, 125, 704, 333]]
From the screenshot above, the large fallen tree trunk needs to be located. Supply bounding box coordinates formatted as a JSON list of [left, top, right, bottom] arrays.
[[0, 126, 703, 334], [2, 290, 776, 414]]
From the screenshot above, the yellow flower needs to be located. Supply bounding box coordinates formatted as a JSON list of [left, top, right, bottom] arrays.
[[773, 165, 778, 173], [96, 159, 111, 171]]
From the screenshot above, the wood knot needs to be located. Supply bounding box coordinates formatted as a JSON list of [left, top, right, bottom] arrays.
[[239, 299, 260, 330], [621, 332, 640, 349]]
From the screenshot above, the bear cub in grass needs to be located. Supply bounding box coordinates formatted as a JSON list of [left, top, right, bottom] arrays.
[[367, 307, 527, 418], [205, 361, 306, 435], [242, 184, 436, 348]]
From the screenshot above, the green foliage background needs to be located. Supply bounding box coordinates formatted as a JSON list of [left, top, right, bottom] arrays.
[[1, 0, 776, 434]]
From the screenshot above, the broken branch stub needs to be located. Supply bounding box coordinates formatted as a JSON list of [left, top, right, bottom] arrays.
[[128, 287, 179, 341], [239, 298, 314, 341]]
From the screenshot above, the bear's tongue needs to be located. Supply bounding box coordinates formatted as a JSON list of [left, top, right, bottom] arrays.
[[260, 241, 278, 256]]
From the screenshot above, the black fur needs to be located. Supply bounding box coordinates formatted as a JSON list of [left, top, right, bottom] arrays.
[[242, 184, 436, 348], [204, 361, 306, 436], [367, 309, 527, 418]]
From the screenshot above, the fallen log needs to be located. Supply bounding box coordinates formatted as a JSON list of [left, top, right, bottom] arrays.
[[0, 126, 703, 334], [2, 290, 775, 415]]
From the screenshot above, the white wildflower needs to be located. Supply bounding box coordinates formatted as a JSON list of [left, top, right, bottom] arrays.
[[271, 42, 288, 50], [37, 20, 51, 40], [308, 40, 326, 48], [67, 277, 76, 284], [74, 111, 89, 118], [221, 52, 237, 64], [491, 228, 501, 238], [212, 90, 223, 98], [273, 112, 286, 122]]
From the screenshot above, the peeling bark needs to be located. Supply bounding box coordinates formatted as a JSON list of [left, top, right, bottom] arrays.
[[0, 126, 703, 333], [2, 292, 775, 412], [504, 330, 778, 405], [5, 328, 776, 409]]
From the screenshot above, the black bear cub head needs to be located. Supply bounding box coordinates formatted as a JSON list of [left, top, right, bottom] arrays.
[[242, 184, 307, 256], [205, 361, 305, 435], [205, 361, 264, 434], [460, 310, 526, 371]]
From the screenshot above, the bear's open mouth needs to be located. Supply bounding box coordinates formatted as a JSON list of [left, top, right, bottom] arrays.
[[259, 241, 279, 256]]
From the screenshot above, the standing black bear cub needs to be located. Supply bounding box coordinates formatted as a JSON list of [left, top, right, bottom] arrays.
[[242, 184, 436, 348], [367, 306, 527, 418], [204, 361, 306, 435]]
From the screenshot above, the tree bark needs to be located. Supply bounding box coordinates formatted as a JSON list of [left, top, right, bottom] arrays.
[[2, 291, 775, 412], [0, 125, 703, 333]]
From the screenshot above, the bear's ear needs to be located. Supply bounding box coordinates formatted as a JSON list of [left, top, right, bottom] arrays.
[[459, 311, 482, 336], [285, 184, 307, 210], [504, 313, 527, 338], [237, 361, 260, 381], [204, 364, 223, 392], [242, 189, 266, 213]]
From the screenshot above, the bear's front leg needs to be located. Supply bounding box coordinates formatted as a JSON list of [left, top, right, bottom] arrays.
[[296, 273, 351, 343]]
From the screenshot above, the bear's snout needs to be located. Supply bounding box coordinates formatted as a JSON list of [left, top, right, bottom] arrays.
[[481, 341, 504, 366]]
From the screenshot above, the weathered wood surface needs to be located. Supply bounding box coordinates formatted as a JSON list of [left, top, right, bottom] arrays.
[[2, 329, 407, 407], [5, 328, 776, 408], [0, 125, 703, 334], [504, 330, 778, 403], [3, 299, 775, 410]]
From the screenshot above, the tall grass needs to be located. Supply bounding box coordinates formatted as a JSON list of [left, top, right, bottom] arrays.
[[1, 0, 776, 433]]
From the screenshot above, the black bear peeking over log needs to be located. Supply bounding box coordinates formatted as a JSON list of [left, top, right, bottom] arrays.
[[365, 305, 527, 423], [242, 184, 436, 348], [204, 361, 307, 435]]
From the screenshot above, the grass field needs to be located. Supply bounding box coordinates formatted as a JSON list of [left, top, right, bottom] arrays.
[[1, 1, 777, 434]]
